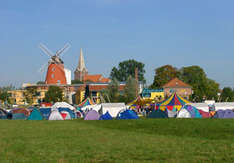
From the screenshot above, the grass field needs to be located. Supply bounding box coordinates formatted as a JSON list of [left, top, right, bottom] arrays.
[[0, 119, 234, 162]]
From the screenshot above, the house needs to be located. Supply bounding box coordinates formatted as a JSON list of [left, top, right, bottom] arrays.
[[163, 78, 192, 99]]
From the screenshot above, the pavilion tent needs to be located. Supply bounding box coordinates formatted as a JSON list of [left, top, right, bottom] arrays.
[[128, 96, 154, 108], [177, 105, 202, 118], [84, 110, 100, 120], [99, 103, 126, 118], [117, 109, 139, 120], [27, 108, 43, 120], [78, 98, 95, 109], [99, 111, 113, 120], [48, 109, 64, 120], [157, 92, 190, 111], [39, 108, 51, 120], [147, 110, 168, 118]]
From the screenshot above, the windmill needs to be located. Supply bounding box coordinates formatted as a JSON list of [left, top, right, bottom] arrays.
[[39, 43, 71, 85]]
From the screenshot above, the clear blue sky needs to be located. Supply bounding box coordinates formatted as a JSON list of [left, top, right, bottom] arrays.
[[1, 0, 234, 88]]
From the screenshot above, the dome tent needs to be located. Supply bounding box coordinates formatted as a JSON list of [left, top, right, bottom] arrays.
[[60, 111, 71, 120], [84, 110, 100, 120], [213, 110, 234, 118], [27, 108, 43, 120], [39, 108, 51, 120], [117, 109, 139, 120], [147, 110, 168, 118], [99, 111, 112, 120], [49, 109, 64, 120], [58, 108, 75, 119], [0, 108, 8, 119], [177, 105, 202, 118]]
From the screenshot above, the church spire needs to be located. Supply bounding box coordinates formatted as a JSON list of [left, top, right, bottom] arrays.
[[77, 48, 87, 71]]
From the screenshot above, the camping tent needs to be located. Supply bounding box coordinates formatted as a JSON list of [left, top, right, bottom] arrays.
[[157, 93, 190, 111], [213, 110, 234, 118], [177, 105, 202, 118], [166, 107, 177, 118], [27, 108, 43, 120], [52, 102, 75, 111], [99, 103, 126, 118], [198, 110, 210, 118], [75, 110, 83, 118], [117, 109, 139, 120], [58, 108, 75, 119], [12, 113, 27, 120], [60, 111, 71, 120], [99, 111, 112, 120], [48, 109, 64, 120], [39, 108, 51, 120], [84, 110, 100, 120], [0, 108, 8, 119], [10, 108, 30, 116], [147, 110, 168, 118]]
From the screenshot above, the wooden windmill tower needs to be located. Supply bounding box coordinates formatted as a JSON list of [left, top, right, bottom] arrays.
[[39, 43, 71, 85]]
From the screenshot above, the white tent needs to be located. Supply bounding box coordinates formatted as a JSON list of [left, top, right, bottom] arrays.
[[52, 102, 75, 111], [177, 109, 191, 118], [100, 103, 126, 118], [191, 103, 209, 112], [60, 111, 71, 120], [48, 109, 64, 120], [191, 102, 234, 111], [81, 104, 101, 112]]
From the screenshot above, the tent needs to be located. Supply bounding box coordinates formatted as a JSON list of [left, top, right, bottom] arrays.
[[27, 108, 43, 120], [128, 96, 154, 107], [99, 103, 126, 118], [166, 107, 177, 118], [177, 105, 202, 118], [198, 110, 210, 118], [12, 113, 27, 120], [52, 102, 75, 111], [10, 108, 30, 116], [39, 108, 51, 120], [60, 111, 71, 120], [0, 108, 8, 119], [117, 109, 139, 120], [48, 109, 64, 120], [75, 110, 84, 118], [58, 108, 75, 119], [84, 110, 100, 120], [157, 93, 190, 111], [213, 110, 234, 119], [99, 111, 112, 120], [78, 98, 95, 109], [147, 110, 168, 118]]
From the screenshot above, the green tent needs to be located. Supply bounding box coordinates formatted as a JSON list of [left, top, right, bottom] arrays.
[[27, 108, 43, 120]]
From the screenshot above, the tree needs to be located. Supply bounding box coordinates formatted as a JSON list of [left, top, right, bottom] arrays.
[[71, 80, 84, 84], [23, 87, 38, 105], [151, 65, 180, 89], [123, 76, 138, 103], [220, 87, 234, 102], [180, 66, 220, 102], [101, 78, 120, 102], [37, 81, 45, 84], [44, 86, 63, 103], [110, 59, 146, 83]]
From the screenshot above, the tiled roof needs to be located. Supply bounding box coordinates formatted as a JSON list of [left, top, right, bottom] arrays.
[[89, 85, 125, 91], [163, 78, 191, 88], [83, 74, 110, 83]]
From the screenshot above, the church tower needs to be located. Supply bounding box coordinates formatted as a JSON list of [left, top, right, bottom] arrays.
[[74, 48, 88, 81]]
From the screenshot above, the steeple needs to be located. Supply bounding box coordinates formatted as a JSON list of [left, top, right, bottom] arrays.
[[77, 48, 87, 71], [74, 48, 88, 81]]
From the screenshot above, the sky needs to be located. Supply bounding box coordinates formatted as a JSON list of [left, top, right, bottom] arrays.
[[1, 0, 234, 88]]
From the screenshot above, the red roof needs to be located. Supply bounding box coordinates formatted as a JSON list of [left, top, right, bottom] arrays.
[[163, 78, 191, 88], [89, 85, 125, 91], [83, 74, 110, 83]]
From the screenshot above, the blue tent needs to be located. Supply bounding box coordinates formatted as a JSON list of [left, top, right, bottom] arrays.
[[12, 113, 27, 120], [39, 108, 51, 120], [117, 109, 139, 120], [99, 111, 113, 120], [214, 110, 234, 119], [147, 110, 168, 118], [27, 108, 43, 120], [58, 108, 75, 119]]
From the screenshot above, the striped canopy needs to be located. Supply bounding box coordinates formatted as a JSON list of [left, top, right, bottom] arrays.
[[78, 98, 95, 108], [128, 96, 154, 107], [157, 93, 190, 111]]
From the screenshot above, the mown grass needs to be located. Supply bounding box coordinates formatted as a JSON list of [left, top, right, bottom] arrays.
[[0, 119, 234, 162]]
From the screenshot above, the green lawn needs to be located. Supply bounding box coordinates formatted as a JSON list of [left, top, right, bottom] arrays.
[[0, 119, 234, 162]]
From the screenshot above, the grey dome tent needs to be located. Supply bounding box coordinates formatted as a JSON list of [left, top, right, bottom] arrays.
[[147, 110, 168, 118]]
